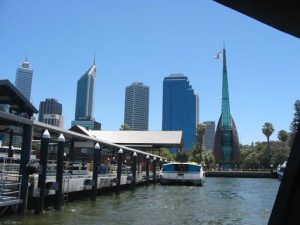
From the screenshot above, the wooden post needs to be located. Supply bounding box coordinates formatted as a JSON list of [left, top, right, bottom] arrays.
[[92, 143, 100, 201], [54, 133, 65, 210], [146, 155, 150, 185], [132, 152, 137, 188], [153, 157, 157, 184], [116, 148, 123, 195], [35, 129, 50, 215], [18, 124, 33, 213]]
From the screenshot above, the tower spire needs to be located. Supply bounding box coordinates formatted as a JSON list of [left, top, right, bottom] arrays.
[[93, 51, 96, 65], [221, 48, 231, 128]]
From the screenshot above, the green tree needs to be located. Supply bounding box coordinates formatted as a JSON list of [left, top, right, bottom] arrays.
[[262, 122, 274, 165], [289, 99, 300, 146], [290, 99, 300, 134], [195, 123, 206, 162], [277, 130, 288, 143], [119, 123, 130, 130]]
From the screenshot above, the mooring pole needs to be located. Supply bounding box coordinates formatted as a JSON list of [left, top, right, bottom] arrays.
[[159, 158, 163, 170], [54, 133, 65, 210], [132, 152, 137, 188], [116, 148, 123, 195], [146, 155, 150, 185], [92, 143, 100, 201], [18, 124, 33, 213], [153, 157, 157, 184], [35, 129, 50, 215]]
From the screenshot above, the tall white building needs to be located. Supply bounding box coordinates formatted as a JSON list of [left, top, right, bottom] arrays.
[[203, 121, 215, 151], [124, 82, 149, 131], [15, 56, 33, 101]]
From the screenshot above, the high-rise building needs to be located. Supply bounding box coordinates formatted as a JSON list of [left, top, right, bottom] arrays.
[[213, 48, 240, 169], [15, 56, 33, 101], [38, 98, 64, 128], [124, 82, 149, 131], [162, 74, 197, 151], [72, 61, 101, 130], [203, 121, 215, 151]]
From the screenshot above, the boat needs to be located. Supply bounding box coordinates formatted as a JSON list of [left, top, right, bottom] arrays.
[[277, 161, 287, 180], [159, 162, 205, 186]]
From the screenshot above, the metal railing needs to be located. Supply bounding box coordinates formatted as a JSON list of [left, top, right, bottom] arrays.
[[0, 173, 22, 201]]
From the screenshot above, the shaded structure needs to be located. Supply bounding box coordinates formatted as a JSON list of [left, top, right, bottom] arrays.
[[213, 49, 240, 169], [213, 1, 300, 224], [72, 126, 183, 153]]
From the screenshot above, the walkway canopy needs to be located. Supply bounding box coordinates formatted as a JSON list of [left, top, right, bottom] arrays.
[[72, 125, 183, 150]]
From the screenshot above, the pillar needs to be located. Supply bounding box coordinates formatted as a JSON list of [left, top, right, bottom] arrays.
[[153, 157, 157, 184], [92, 143, 101, 201], [35, 130, 50, 214], [8, 129, 13, 158], [54, 133, 65, 210], [146, 155, 150, 185], [131, 152, 137, 187], [18, 124, 33, 213], [116, 148, 123, 195]]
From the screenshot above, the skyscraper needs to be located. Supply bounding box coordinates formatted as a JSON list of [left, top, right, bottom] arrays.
[[162, 74, 197, 151], [15, 56, 33, 101], [39, 98, 64, 128], [213, 48, 240, 168], [203, 121, 215, 151], [72, 62, 101, 130], [124, 82, 149, 130]]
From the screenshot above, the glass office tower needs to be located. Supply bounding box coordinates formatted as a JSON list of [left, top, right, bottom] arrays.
[[162, 74, 196, 152]]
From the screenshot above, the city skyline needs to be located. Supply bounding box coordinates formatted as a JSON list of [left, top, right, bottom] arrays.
[[1, 1, 299, 145]]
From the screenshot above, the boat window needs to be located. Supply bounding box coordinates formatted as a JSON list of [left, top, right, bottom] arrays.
[[187, 165, 200, 172], [162, 164, 176, 171]]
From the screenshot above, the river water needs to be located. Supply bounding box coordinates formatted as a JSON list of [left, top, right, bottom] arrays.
[[0, 178, 279, 225]]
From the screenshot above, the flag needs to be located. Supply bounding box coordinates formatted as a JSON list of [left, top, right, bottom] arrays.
[[215, 51, 222, 60]]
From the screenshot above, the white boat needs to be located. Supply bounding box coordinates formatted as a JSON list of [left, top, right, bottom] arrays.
[[277, 161, 287, 180], [159, 162, 205, 186]]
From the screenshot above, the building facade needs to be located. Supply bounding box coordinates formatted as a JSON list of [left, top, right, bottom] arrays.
[[162, 74, 197, 151], [203, 121, 215, 151], [38, 98, 64, 128], [72, 62, 101, 130], [15, 56, 33, 101], [213, 48, 240, 169], [124, 82, 149, 131]]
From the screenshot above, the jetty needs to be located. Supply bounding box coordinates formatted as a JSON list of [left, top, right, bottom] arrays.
[[0, 80, 182, 216]]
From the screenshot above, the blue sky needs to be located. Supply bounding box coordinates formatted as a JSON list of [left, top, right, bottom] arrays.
[[0, 1, 299, 145]]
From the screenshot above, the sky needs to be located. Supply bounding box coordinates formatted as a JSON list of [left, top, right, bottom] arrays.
[[0, 1, 299, 145]]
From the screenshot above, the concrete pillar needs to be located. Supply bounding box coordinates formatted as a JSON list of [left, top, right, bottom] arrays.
[[8, 129, 13, 158], [18, 124, 33, 213], [116, 148, 123, 195], [153, 157, 157, 184], [92, 143, 100, 201], [132, 152, 137, 188], [54, 133, 65, 210], [146, 155, 150, 185], [35, 129, 50, 215]]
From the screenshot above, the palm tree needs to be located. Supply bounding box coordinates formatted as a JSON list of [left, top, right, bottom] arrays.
[[262, 122, 274, 164], [195, 123, 206, 162], [277, 130, 288, 143], [119, 123, 130, 130]]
